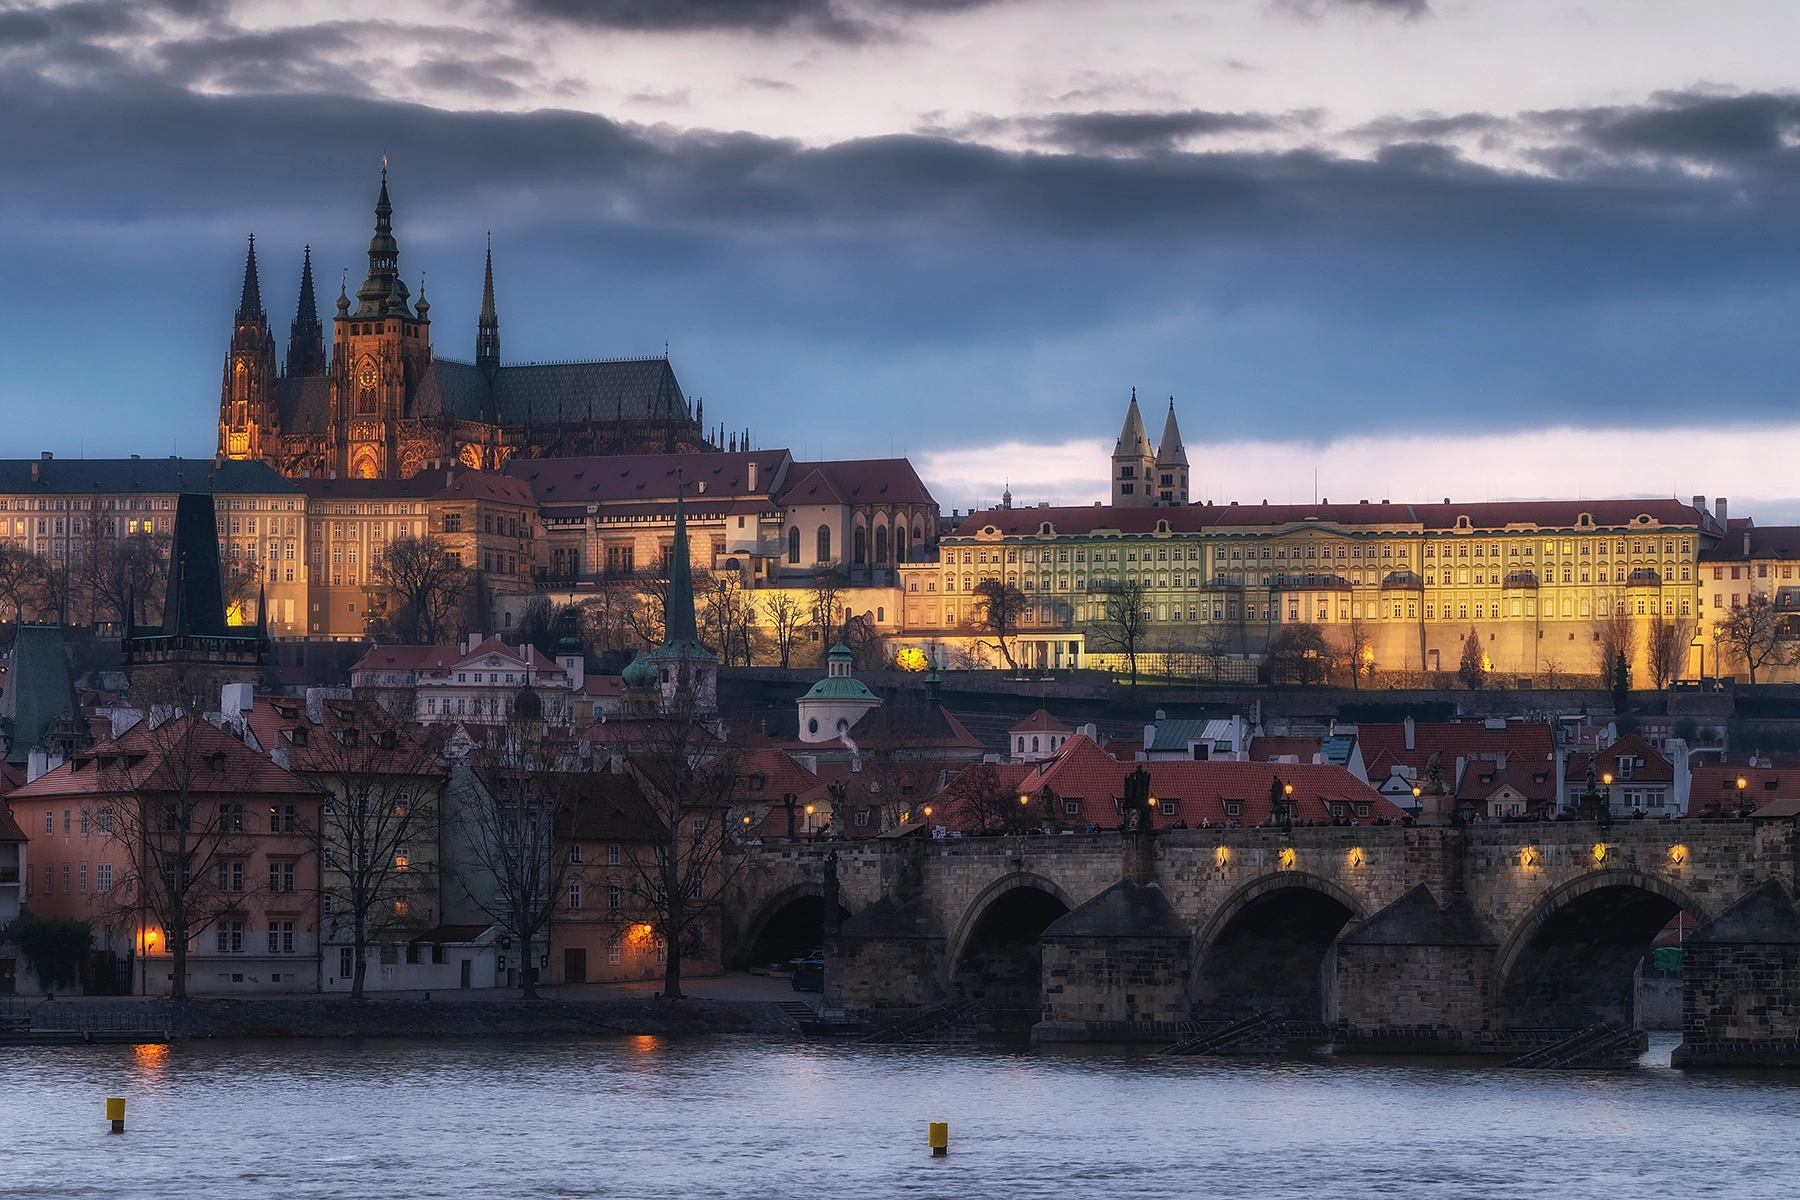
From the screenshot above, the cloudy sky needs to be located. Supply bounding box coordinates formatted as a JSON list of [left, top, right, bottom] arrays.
[[3, 0, 1799, 515]]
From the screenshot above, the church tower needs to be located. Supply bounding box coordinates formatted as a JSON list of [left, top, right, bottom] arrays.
[[286, 245, 327, 377], [329, 171, 433, 478], [476, 234, 500, 381], [1153, 399, 1189, 506], [218, 236, 279, 464], [1111, 389, 1155, 508]]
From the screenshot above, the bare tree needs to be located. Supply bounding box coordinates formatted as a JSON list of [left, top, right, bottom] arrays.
[[969, 579, 1029, 670], [576, 588, 634, 657], [81, 529, 170, 629], [701, 573, 754, 666], [452, 720, 583, 999], [291, 703, 443, 999], [618, 693, 745, 1000], [766, 591, 805, 669], [941, 762, 1045, 833], [1268, 623, 1336, 686], [1198, 620, 1233, 682], [1717, 594, 1796, 684], [95, 712, 296, 1000], [1344, 618, 1375, 690], [1592, 591, 1635, 679], [369, 535, 471, 644], [808, 566, 846, 659], [1647, 614, 1697, 689], [0, 545, 47, 624], [624, 573, 669, 649], [1085, 580, 1148, 685]]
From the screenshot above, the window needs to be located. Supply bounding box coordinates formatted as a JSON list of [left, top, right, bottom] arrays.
[[443, 512, 462, 533], [218, 803, 245, 833], [96, 863, 112, 893], [340, 947, 354, 978], [216, 921, 245, 954], [608, 843, 621, 866], [1225, 801, 1242, 818], [217, 861, 245, 892], [608, 939, 622, 965], [568, 883, 583, 910], [608, 884, 622, 910], [268, 861, 295, 892], [269, 922, 295, 954], [1064, 799, 1081, 815], [568, 844, 583, 863], [270, 805, 297, 833], [78, 862, 88, 893], [816, 525, 831, 563], [788, 527, 800, 564]]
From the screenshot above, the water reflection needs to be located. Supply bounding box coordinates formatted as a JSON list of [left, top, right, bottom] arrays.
[[4, 1035, 1798, 1200]]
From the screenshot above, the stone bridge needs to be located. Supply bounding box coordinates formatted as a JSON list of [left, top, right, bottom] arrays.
[[723, 818, 1800, 1063]]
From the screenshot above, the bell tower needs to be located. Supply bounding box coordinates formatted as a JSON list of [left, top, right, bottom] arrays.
[[218, 235, 279, 465], [1111, 389, 1155, 508], [329, 169, 432, 478]]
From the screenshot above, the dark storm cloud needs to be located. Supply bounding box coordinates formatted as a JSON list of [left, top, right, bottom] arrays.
[[513, 0, 1003, 39]]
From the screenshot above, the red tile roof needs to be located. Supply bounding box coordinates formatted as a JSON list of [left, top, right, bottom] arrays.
[[949, 498, 1705, 540], [241, 697, 442, 778], [1018, 735, 1403, 827], [1560, 734, 1673, 784], [1248, 736, 1324, 762], [352, 643, 462, 674], [1455, 760, 1558, 804], [0, 801, 26, 841], [1008, 708, 1073, 735], [435, 470, 535, 508], [1688, 763, 1800, 815], [776, 460, 936, 509], [11, 714, 314, 799], [1358, 722, 1553, 783]]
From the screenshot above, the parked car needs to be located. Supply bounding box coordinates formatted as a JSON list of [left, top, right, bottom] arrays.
[[790, 955, 824, 992]]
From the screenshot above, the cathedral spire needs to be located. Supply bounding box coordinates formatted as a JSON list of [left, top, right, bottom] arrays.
[[237, 235, 264, 322], [476, 233, 500, 378], [356, 167, 410, 318], [286, 245, 326, 377]]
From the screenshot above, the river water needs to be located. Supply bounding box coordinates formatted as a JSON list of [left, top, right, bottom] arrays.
[[4, 1034, 1795, 1199]]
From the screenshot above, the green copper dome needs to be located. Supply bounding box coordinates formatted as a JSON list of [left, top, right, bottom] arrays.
[[621, 654, 657, 690]]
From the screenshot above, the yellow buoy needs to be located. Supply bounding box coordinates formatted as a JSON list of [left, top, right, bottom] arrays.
[[106, 1097, 125, 1134], [928, 1121, 948, 1157]]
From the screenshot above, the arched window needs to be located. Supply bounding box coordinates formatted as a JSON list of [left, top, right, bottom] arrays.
[[896, 526, 909, 563], [874, 526, 889, 565], [816, 525, 831, 564], [787, 527, 800, 564], [853, 526, 867, 564]]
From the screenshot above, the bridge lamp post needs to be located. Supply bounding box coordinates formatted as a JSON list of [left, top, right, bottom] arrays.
[[1737, 775, 1749, 816]]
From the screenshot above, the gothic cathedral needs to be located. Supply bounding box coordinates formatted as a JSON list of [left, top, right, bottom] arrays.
[[218, 174, 716, 480]]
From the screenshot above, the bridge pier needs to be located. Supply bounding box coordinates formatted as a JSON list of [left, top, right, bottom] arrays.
[[1332, 885, 1500, 1054], [1035, 880, 1191, 1043], [1674, 880, 1800, 1067]]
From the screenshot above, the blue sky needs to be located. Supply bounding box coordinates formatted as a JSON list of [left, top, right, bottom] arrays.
[[2, 0, 1799, 514]]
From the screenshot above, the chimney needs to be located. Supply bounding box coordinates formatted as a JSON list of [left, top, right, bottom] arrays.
[[747, 460, 758, 492], [1693, 494, 1707, 514], [1745, 530, 1752, 556], [1403, 715, 1415, 751], [1717, 497, 1728, 527], [447, 470, 455, 487], [27, 747, 48, 783], [220, 682, 254, 718]]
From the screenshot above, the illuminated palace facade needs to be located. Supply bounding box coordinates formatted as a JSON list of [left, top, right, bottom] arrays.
[[898, 493, 1717, 678], [218, 176, 714, 482]]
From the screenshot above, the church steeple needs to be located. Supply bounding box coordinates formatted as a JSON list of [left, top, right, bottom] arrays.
[[237, 235, 264, 322], [476, 233, 500, 379], [219, 235, 278, 464], [286, 245, 326, 377], [1154, 398, 1189, 507], [1111, 388, 1155, 508], [355, 168, 411, 318], [665, 486, 699, 645]]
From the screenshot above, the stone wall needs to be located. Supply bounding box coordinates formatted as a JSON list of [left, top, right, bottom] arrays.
[[1038, 937, 1191, 1041]]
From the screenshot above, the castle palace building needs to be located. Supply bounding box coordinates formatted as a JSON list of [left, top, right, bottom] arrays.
[[219, 175, 714, 482]]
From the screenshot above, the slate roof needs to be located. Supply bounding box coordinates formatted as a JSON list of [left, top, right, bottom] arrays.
[[1698, 523, 1800, 563], [503, 450, 791, 508], [0, 456, 300, 496], [415, 357, 688, 426], [275, 377, 332, 435], [0, 625, 86, 767]]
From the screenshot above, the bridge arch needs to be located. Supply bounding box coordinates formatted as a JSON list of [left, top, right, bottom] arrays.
[[736, 883, 851, 969], [946, 872, 1076, 1030], [1190, 872, 1369, 1023], [1495, 868, 1709, 1031]]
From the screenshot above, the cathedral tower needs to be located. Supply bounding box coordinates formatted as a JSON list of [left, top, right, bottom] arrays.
[[286, 245, 327, 378], [1111, 389, 1155, 508], [218, 236, 279, 464], [1153, 399, 1189, 506], [476, 234, 500, 380], [329, 171, 433, 479]]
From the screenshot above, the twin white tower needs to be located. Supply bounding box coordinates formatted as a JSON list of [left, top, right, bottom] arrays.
[[1111, 390, 1188, 508]]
